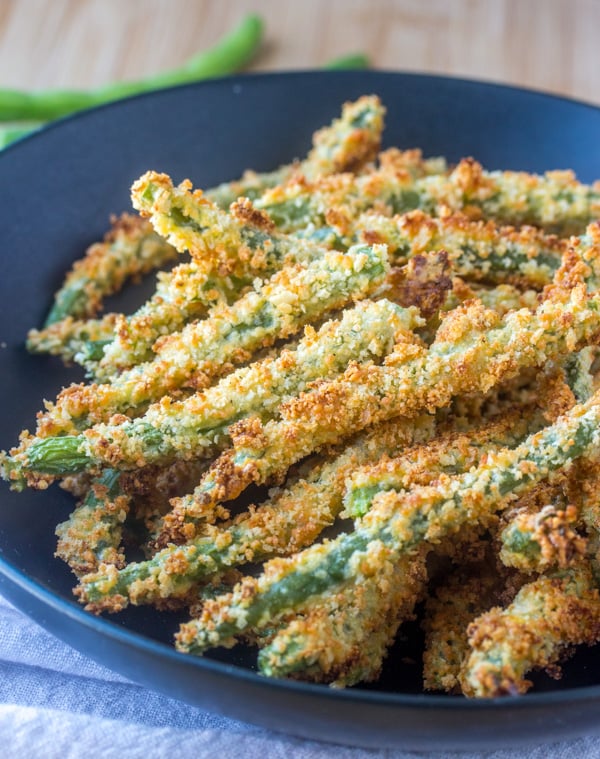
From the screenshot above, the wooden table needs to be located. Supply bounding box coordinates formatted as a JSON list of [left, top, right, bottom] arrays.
[[0, 0, 598, 105]]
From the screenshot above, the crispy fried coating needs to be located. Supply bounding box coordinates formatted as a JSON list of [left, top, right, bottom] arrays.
[[257, 406, 549, 687], [63, 300, 419, 476], [386, 250, 452, 319], [55, 469, 130, 576], [356, 209, 565, 289], [20, 244, 388, 448], [499, 479, 587, 573], [174, 390, 600, 655], [8, 95, 600, 697], [258, 546, 429, 686], [422, 557, 509, 693], [43, 215, 177, 326], [257, 158, 600, 237], [78, 414, 437, 612], [26, 313, 119, 363], [207, 95, 387, 208], [460, 564, 600, 697], [168, 260, 600, 525]]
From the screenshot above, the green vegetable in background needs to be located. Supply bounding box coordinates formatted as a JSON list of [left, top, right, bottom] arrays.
[[0, 15, 370, 148], [0, 14, 264, 122]]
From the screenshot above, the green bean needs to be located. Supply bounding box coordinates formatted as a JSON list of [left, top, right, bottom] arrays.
[[55, 469, 130, 576], [459, 564, 600, 697], [0, 122, 41, 148], [42, 215, 177, 327], [76, 97, 385, 374], [257, 158, 600, 237], [96, 171, 335, 378], [564, 346, 596, 403], [354, 210, 565, 289], [168, 272, 600, 526], [422, 561, 504, 693], [0, 50, 369, 151], [22, 298, 416, 477], [258, 547, 429, 686], [130, 171, 328, 279], [206, 94, 385, 209], [499, 498, 585, 573], [2, 243, 388, 488], [77, 413, 436, 611], [322, 54, 371, 70], [32, 97, 385, 370], [345, 406, 548, 519], [26, 313, 118, 363], [174, 391, 600, 654], [0, 15, 264, 121], [254, 410, 544, 684]]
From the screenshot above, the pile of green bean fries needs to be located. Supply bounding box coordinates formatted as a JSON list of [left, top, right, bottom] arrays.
[[4, 94, 600, 697]]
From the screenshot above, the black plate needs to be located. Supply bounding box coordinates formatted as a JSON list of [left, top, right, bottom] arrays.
[[1, 71, 600, 751]]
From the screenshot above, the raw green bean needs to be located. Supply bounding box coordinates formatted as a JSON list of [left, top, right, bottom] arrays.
[[0, 122, 41, 148], [0, 15, 264, 121], [322, 54, 371, 70]]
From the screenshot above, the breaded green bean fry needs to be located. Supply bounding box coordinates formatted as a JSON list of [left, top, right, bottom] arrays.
[[21, 299, 417, 477], [22, 244, 388, 442], [55, 469, 130, 576], [255, 409, 548, 685], [26, 313, 119, 363], [459, 565, 600, 697], [258, 547, 429, 686], [344, 406, 552, 520], [257, 158, 600, 237], [79, 398, 546, 609], [169, 268, 600, 525], [131, 172, 327, 281], [206, 95, 386, 208], [355, 210, 565, 289], [422, 562, 505, 693], [564, 346, 596, 403], [35, 97, 385, 369], [43, 215, 177, 326], [174, 390, 600, 654], [77, 414, 437, 611], [498, 479, 586, 574]]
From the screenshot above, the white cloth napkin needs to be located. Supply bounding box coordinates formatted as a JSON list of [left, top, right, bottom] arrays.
[[1, 592, 599, 759]]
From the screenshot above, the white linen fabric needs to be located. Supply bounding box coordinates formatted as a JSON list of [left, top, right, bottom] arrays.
[[1, 593, 599, 759]]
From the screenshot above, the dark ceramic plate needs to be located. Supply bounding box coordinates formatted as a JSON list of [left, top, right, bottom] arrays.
[[1, 72, 600, 751]]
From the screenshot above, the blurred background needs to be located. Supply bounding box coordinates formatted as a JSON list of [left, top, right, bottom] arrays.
[[0, 0, 598, 106]]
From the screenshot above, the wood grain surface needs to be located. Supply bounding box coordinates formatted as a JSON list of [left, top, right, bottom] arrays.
[[0, 0, 598, 105]]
